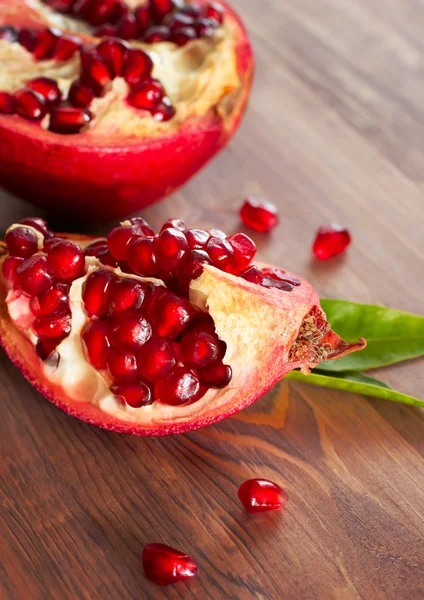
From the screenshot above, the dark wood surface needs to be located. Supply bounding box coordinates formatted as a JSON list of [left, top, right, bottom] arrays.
[[1, 0, 424, 598]]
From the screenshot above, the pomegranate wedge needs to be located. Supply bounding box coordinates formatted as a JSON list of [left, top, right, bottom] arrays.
[[0, 218, 365, 436]]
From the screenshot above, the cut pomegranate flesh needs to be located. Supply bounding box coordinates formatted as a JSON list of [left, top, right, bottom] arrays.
[[142, 543, 197, 586], [312, 224, 352, 260], [238, 479, 288, 513], [240, 196, 279, 233]]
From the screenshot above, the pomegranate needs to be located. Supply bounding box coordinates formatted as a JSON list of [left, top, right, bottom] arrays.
[[312, 224, 352, 260], [0, 217, 366, 436], [0, 1, 253, 219]]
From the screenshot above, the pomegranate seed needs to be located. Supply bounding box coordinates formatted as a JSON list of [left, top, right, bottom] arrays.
[[15, 89, 47, 121], [149, 0, 177, 22], [110, 313, 152, 352], [209, 228, 226, 239], [166, 13, 195, 29], [85, 0, 118, 26], [180, 331, 219, 368], [5, 226, 38, 258], [152, 97, 175, 122], [184, 229, 210, 249], [81, 53, 113, 90], [127, 238, 157, 276], [160, 219, 185, 232], [228, 233, 256, 271], [68, 81, 95, 108], [82, 320, 110, 370], [47, 239, 85, 281], [194, 17, 219, 37], [96, 38, 128, 77], [143, 26, 171, 43], [181, 5, 200, 18], [53, 34, 81, 60], [142, 284, 167, 317], [111, 378, 153, 407], [206, 237, 234, 271], [115, 14, 139, 40], [32, 28, 62, 60], [20, 217, 52, 238], [0, 26, 18, 42], [134, 5, 149, 34], [128, 78, 164, 110], [312, 224, 351, 260], [30, 282, 69, 317], [238, 479, 288, 514], [240, 265, 264, 285], [18, 28, 37, 52], [143, 543, 197, 586], [107, 0, 129, 24], [122, 49, 153, 85], [176, 249, 211, 294], [0, 92, 16, 115], [170, 26, 197, 46], [72, 0, 95, 17], [129, 217, 155, 237], [108, 278, 145, 315], [49, 107, 92, 134], [107, 348, 138, 381], [107, 225, 140, 261], [153, 228, 188, 271], [202, 2, 224, 24], [240, 196, 279, 233], [45, 0, 76, 12], [95, 24, 117, 37], [82, 269, 115, 317], [36, 337, 61, 361], [155, 367, 203, 406], [198, 361, 232, 388], [150, 292, 195, 339], [262, 267, 301, 287], [137, 337, 176, 381], [26, 77, 62, 107], [33, 314, 71, 339], [43, 236, 63, 252], [2, 256, 24, 290]]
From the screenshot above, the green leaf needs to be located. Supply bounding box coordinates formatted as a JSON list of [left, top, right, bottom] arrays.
[[285, 370, 424, 407], [319, 299, 424, 372]]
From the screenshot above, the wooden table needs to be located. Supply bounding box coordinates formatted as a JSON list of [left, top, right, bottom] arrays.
[[1, 1, 424, 598]]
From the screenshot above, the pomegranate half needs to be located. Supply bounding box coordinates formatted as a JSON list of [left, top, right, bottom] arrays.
[[0, 0, 253, 219], [0, 217, 366, 436]]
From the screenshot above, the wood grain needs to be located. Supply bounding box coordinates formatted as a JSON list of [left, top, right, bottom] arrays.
[[1, 0, 424, 598]]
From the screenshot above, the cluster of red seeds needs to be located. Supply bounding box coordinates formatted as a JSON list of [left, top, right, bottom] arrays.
[[43, 0, 224, 45], [0, 30, 175, 130]]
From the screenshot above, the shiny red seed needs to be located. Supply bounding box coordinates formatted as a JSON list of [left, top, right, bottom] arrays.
[[149, 0, 177, 22], [5, 226, 38, 258], [202, 2, 224, 24], [137, 337, 176, 381], [206, 237, 234, 271], [228, 233, 256, 271], [32, 28, 62, 60], [262, 267, 301, 287], [160, 219, 185, 232], [166, 13, 195, 29], [122, 48, 153, 85], [142, 284, 167, 318], [0, 26, 18, 42], [85, 0, 118, 26], [108, 278, 145, 315], [30, 282, 69, 317], [108, 225, 139, 261], [20, 217, 52, 238], [49, 106, 92, 134], [47, 239, 85, 281], [81, 53, 113, 89], [128, 78, 164, 110], [53, 34, 81, 60], [72, 0, 95, 17], [129, 217, 155, 237], [33, 314, 71, 339], [170, 26, 196, 46], [110, 313, 152, 352], [36, 337, 62, 361], [238, 479, 288, 514], [194, 17, 219, 37], [176, 249, 212, 295], [18, 28, 37, 52], [111, 378, 153, 407], [82, 269, 115, 317], [150, 292, 194, 339], [27, 77, 62, 107], [143, 543, 197, 586], [240, 196, 279, 233], [82, 320, 110, 370], [2, 256, 24, 290], [96, 37, 129, 77], [15, 89, 47, 121], [155, 367, 203, 406], [152, 97, 175, 122], [198, 361, 232, 388], [84, 241, 118, 267], [0, 92, 16, 115], [127, 238, 157, 276], [312, 224, 351, 260], [95, 24, 116, 37], [107, 0, 129, 24], [115, 13, 139, 40], [134, 5, 149, 33], [180, 331, 219, 368], [184, 228, 210, 249], [45, 0, 75, 12], [16, 255, 54, 296], [107, 348, 138, 381], [68, 81, 95, 108], [153, 228, 188, 271], [180, 5, 200, 18], [240, 265, 264, 285], [143, 26, 171, 43]]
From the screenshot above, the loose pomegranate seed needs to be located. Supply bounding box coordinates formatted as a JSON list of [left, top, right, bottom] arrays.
[[127, 238, 157, 276], [0, 26, 18, 42], [85, 0, 118, 26], [312, 224, 351, 260], [30, 282, 69, 317], [128, 78, 164, 110], [82, 320, 110, 370], [116, 13, 139, 39], [143, 543, 197, 586], [194, 17, 219, 37], [206, 237, 234, 271], [180, 331, 219, 368], [153, 228, 188, 271], [5, 226, 39, 258], [150, 292, 195, 339], [49, 107, 92, 134], [155, 367, 203, 406], [27, 77, 62, 108], [170, 26, 197, 46], [122, 49, 153, 85], [82, 269, 115, 317], [108, 278, 145, 315], [95, 24, 117, 37], [36, 337, 61, 361], [111, 378, 153, 407], [53, 34, 81, 60], [20, 217, 52, 238], [240, 197, 279, 233], [152, 98, 176, 122], [80, 53, 113, 91], [137, 337, 176, 381], [238, 479, 288, 514], [134, 5, 149, 34], [0, 92, 16, 115], [184, 228, 210, 249], [15, 89, 47, 121], [166, 13, 195, 29], [240, 265, 264, 285], [160, 219, 185, 232], [68, 81, 95, 108], [108, 225, 140, 261], [2, 256, 24, 290], [128, 217, 155, 237], [198, 361, 232, 388], [18, 28, 37, 52], [33, 314, 71, 339], [110, 313, 152, 352], [143, 26, 171, 43], [32, 28, 62, 60], [202, 2, 224, 24], [107, 348, 138, 381], [47, 239, 85, 281], [96, 38, 128, 78], [228, 233, 256, 271]]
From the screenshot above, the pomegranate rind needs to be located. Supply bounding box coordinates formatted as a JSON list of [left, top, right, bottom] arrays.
[[0, 234, 365, 436], [0, 1, 254, 219]]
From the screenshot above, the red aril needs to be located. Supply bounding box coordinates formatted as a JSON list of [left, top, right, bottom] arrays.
[[143, 26, 171, 43], [122, 49, 154, 85], [0, 92, 16, 115], [115, 13, 139, 40], [5, 226, 39, 258], [203, 2, 224, 24], [108, 278, 145, 315], [194, 17, 219, 37], [152, 98, 176, 122], [228, 233, 256, 271], [150, 292, 194, 339], [36, 337, 61, 361], [15, 89, 47, 121], [2, 257, 24, 290], [16, 255, 54, 296], [240, 196, 279, 233], [184, 229, 210, 249], [111, 379, 153, 407], [161, 219, 186, 232], [68, 81, 95, 108], [197, 361, 232, 388], [96, 38, 129, 78], [155, 366, 203, 406], [108, 226, 138, 261], [312, 224, 351, 260], [175, 249, 212, 295], [206, 237, 234, 271], [30, 282, 69, 317], [84, 0, 117, 26], [109, 312, 152, 352], [84, 241, 118, 267], [137, 337, 176, 380], [180, 331, 219, 368], [47, 239, 85, 281], [142, 543, 197, 586], [82, 269, 115, 317], [128, 79, 164, 110], [20, 217, 52, 238], [80, 53, 113, 90], [170, 26, 197, 46], [53, 34, 81, 60], [153, 228, 188, 271], [107, 348, 138, 381], [49, 107, 92, 134], [238, 479, 288, 514], [127, 238, 157, 276], [32, 28, 61, 60], [134, 5, 149, 34], [26, 77, 62, 107], [82, 320, 111, 370], [18, 28, 37, 52], [128, 217, 155, 237], [33, 314, 71, 339]]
